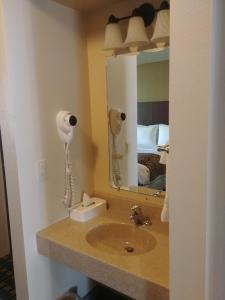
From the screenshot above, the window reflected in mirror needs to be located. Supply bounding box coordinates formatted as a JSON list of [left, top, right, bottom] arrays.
[[106, 48, 169, 195]]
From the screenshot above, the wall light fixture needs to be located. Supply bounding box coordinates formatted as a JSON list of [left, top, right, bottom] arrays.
[[104, 1, 170, 54]]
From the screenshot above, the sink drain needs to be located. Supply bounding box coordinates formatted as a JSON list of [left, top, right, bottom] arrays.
[[124, 246, 135, 253]]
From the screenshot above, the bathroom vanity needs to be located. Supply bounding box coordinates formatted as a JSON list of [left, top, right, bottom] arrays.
[[37, 195, 169, 300]]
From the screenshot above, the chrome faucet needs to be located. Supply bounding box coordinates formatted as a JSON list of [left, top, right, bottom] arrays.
[[130, 205, 152, 226]]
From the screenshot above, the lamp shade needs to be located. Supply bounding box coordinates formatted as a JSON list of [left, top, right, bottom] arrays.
[[104, 23, 123, 50], [151, 10, 170, 48], [124, 16, 149, 48]]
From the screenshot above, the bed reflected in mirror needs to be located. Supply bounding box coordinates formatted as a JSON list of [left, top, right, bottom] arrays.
[[106, 48, 169, 195]]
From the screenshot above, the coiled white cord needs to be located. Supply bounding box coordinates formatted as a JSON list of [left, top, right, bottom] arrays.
[[63, 143, 75, 212], [112, 137, 121, 187]]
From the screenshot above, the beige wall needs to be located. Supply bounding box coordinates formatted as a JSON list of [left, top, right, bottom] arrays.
[[86, 0, 162, 201], [138, 61, 169, 102], [0, 153, 10, 258], [2, 0, 94, 299]]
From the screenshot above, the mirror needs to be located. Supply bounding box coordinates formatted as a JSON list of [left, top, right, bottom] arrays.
[[106, 48, 169, 195]]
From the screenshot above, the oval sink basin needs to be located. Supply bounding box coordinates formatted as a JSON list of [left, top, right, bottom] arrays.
[[86, 223, 156, 256]]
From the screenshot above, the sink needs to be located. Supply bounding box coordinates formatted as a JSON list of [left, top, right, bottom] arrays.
[[86, 223, 156, 256]]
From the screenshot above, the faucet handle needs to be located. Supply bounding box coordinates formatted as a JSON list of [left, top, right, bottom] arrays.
[[131, 205, 137, 210]]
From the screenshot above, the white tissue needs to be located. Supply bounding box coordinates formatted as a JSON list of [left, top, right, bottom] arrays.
[[82, 193, 94, 207]]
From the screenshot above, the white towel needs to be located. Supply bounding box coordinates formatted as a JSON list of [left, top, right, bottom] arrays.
[[161, 192, 169, 222], [159, 150, 168, 165], [159, 146, 169, 223]]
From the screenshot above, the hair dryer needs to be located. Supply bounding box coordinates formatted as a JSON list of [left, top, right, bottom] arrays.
[[56, 111, 77, 144], [56, 111, 78, 213]]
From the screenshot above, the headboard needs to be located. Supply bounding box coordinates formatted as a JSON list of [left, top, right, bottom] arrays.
[[138, 101, 169, 125]]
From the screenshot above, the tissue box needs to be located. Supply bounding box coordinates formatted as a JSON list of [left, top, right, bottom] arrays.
[[70, 197, 107, 222]]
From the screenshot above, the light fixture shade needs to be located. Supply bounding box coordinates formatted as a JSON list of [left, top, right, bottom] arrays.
[[151, 10, 170, 48], [104, 23, 123, 50], [124, 16, 149, 48]]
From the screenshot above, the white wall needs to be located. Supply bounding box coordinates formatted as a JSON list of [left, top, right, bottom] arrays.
[[0, 1, 28, 298], [122, 57, 138, 187], [170, 1, 211, 300], [107, 55, 137, 187], [1, 0, 94, 299]]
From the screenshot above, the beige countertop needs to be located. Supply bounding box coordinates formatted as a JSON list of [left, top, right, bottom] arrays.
[[37, 195, 169, 300]]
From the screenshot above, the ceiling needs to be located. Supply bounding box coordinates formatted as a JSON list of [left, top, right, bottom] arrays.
[[53, 0, 126, 12]]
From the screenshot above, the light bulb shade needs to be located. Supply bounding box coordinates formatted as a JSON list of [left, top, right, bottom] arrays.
[[151, 10, 170, 48], [104, 23, 123, 50], [124, 16, 149, 48]]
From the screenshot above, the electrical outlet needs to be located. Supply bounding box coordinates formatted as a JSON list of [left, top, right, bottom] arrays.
[[38, 159, 48, 181]]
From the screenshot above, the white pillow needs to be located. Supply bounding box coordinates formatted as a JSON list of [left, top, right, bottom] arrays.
[[158, 124, 169, 146], [138, 163, 150, 185], [137, 125, 158, 147]]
